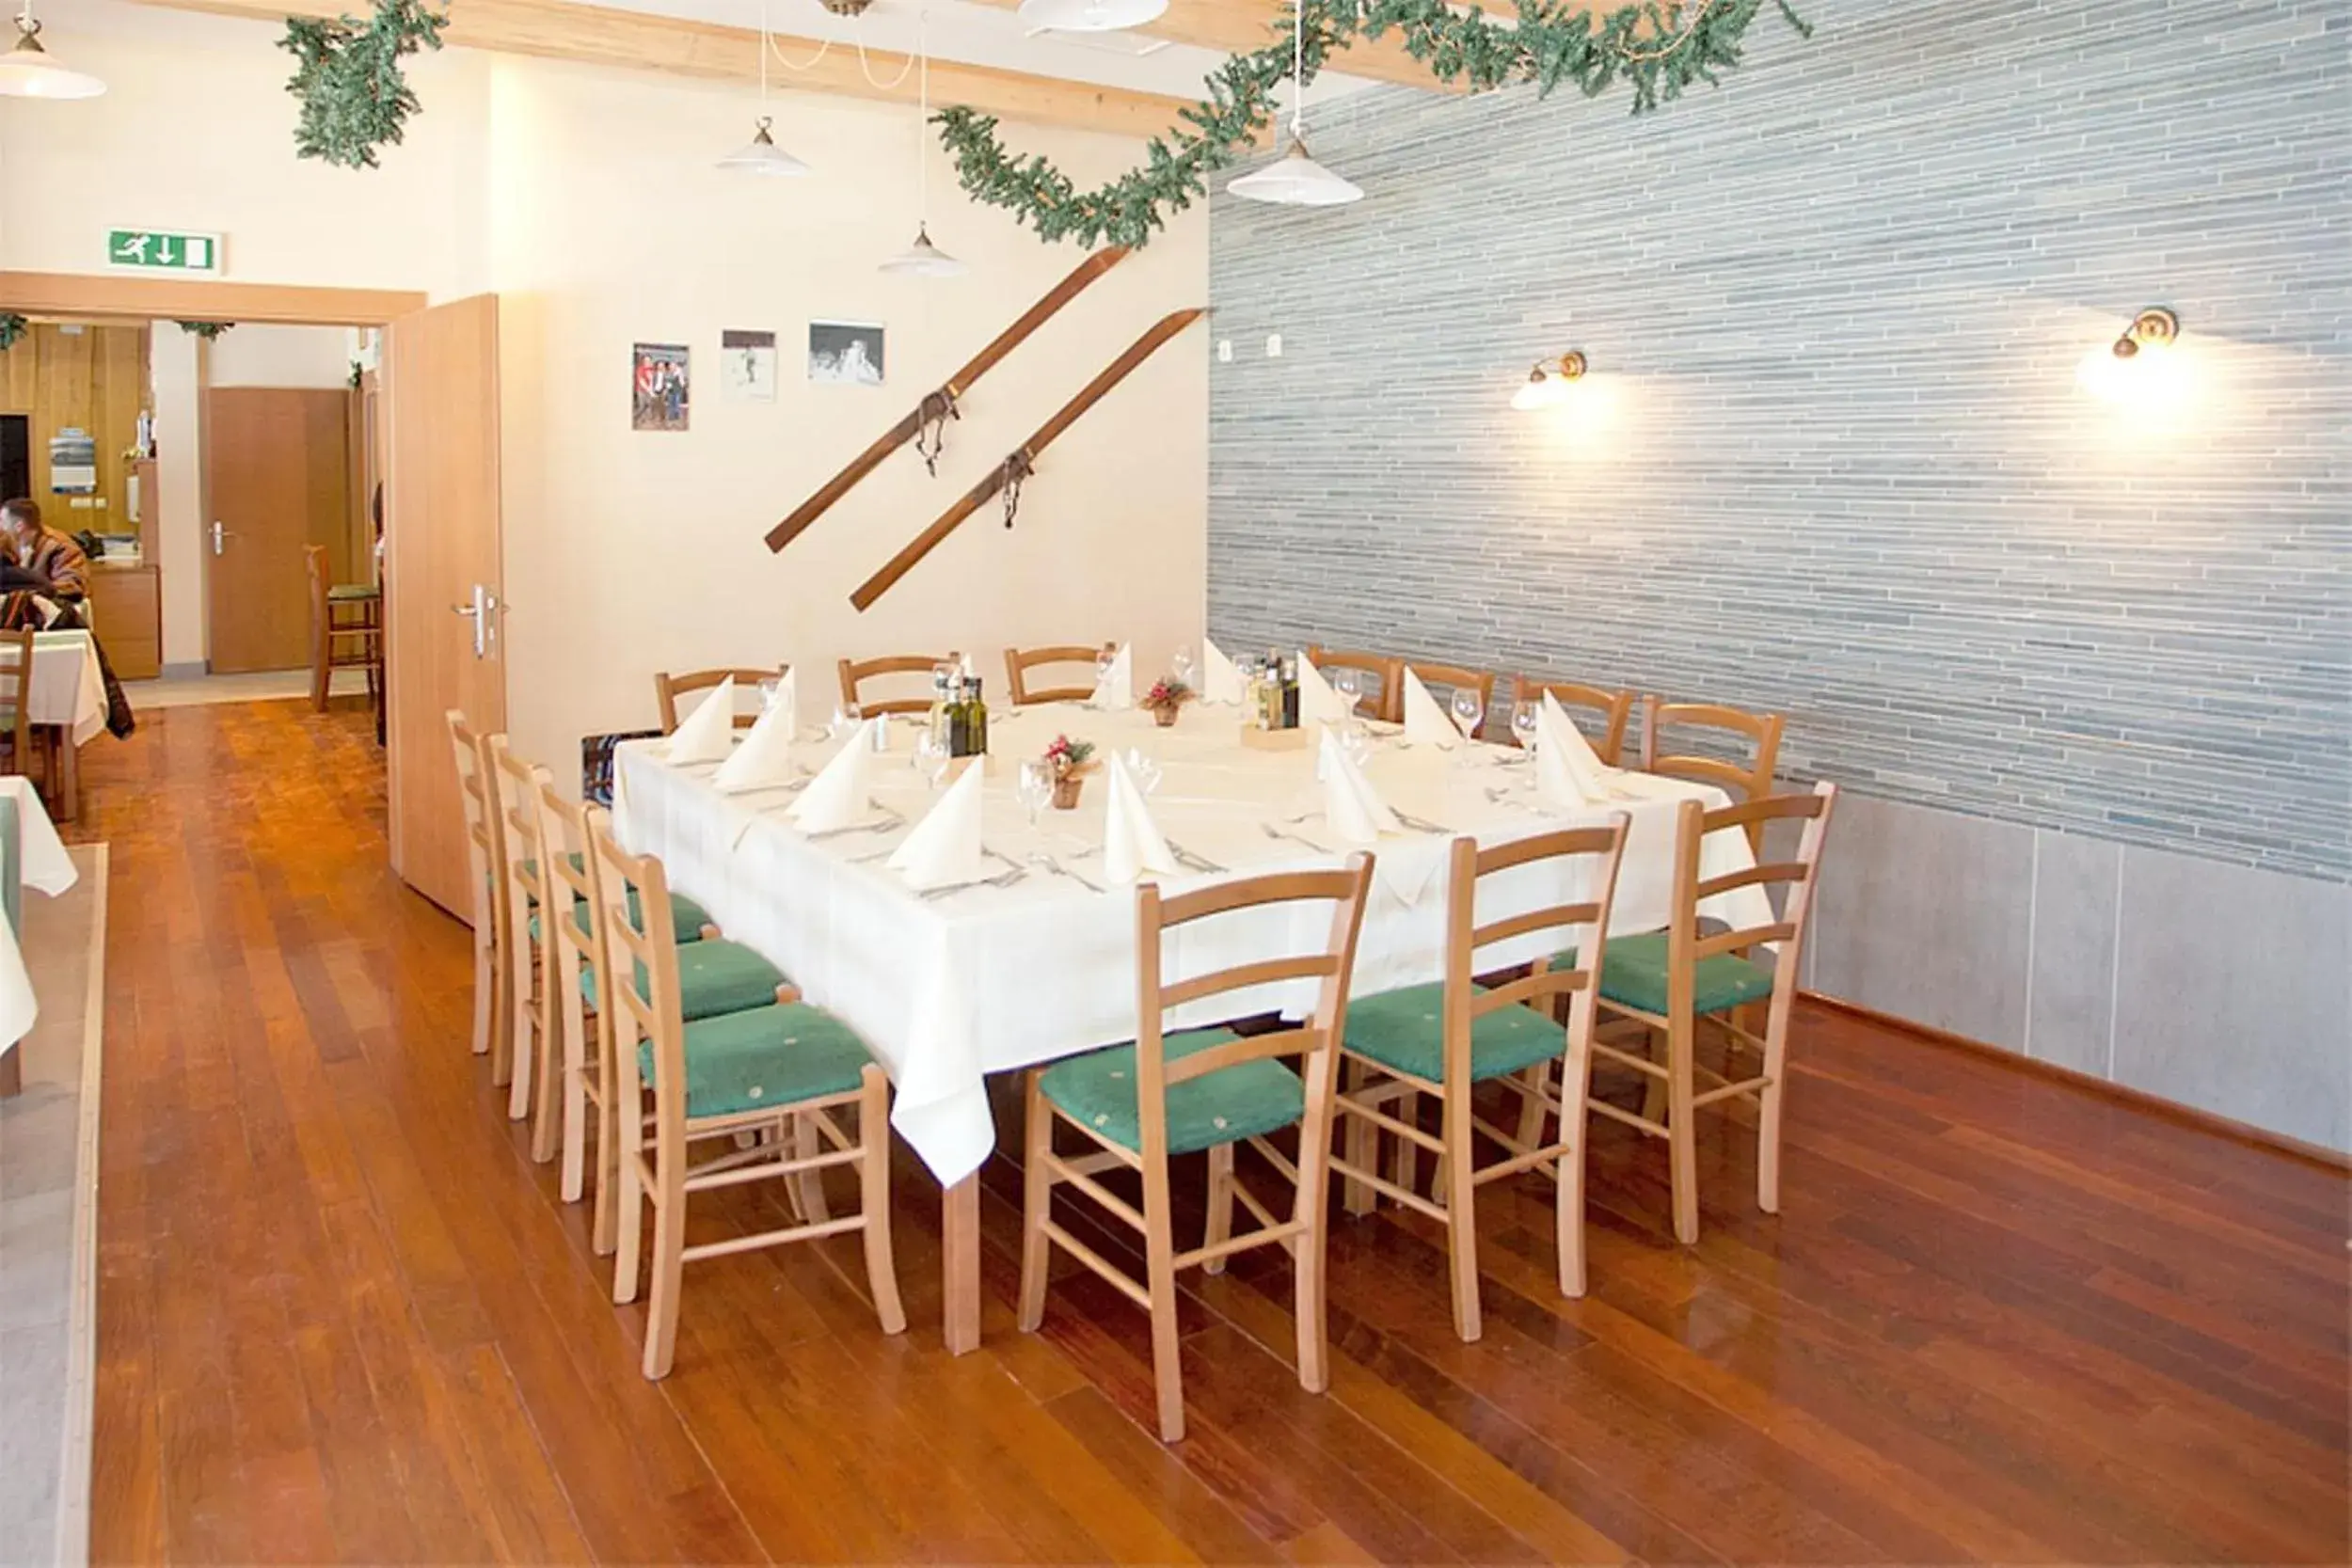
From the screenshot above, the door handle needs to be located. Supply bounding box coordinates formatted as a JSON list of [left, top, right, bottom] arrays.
[[451, 584, 503, 659], [210, 520, 228, 556]]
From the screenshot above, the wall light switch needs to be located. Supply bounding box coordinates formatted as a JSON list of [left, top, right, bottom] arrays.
[[1217, 339, 1232, 362], [1265, 334, 1283, 358]]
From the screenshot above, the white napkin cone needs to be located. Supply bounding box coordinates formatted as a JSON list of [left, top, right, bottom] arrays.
[[1201, 638, 1246, 705], [1320, 727, 1401, 846], [1089, 643, 1134, 709], [1101, 751, 1178, 886], [1534, 693, 1602, 808], [712, 694, 798, 791], [1295, 651, 1351, 727], [1540, 691, 1613, 800], [1400, 668, 1460, 749], [786, 719, 877, 832], [887, 760, 988, 891], [770, 667, 799, 738], [666, 675, 738, 764]]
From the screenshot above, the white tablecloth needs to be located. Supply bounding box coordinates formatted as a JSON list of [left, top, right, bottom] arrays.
[[5, 631, 108, 746], [613, 703, 1772, 1184], [0, 776, 81, 1052]]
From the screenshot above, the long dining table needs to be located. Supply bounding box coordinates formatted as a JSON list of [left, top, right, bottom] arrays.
[[612, 698, 1772, 1352]]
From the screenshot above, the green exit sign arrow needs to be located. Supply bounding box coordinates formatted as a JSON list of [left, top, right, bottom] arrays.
[[105, 229, 223, 276]]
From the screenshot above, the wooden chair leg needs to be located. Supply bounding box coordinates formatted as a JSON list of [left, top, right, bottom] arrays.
[[858, 1067, 906, 1334], [1515, 1062, 1550, 1150], [592, 1015, 621, 1257], [641, 1175, 686, 1380], [1667, 1014, 1700, 1245], [529, 951, 563, 1163], [1442, 1091, 1483, 1343], [505, 918, 536, 1119], [1293, 1100, 1334, 1396], [1202, 1143, 1235, 1275], [1558, 1041, 1595, 1298], [1756, 1018, 1788, 1216], [469, 923, 495, 1058], [1640, 1024, 1669, 1126], [559, 990, 591, 1201], [612, 1128, 645, 1304], [792, 1115, 832, 1224], [310, 624, 331, 712], [1016, 1073, 1053, 1333], [1145, 1216, 1184, 1444], [1340, 1061, 1375, 1216], [1391, 1089, 1419, 1196]]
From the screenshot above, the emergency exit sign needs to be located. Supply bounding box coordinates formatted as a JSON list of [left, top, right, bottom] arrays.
[[104, 229, 222, 276]]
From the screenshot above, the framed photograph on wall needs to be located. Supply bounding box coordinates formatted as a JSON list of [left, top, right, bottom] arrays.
[[807, 320, 885, 388], [632, 342, 690, 432], [721, 329, 777, 404]]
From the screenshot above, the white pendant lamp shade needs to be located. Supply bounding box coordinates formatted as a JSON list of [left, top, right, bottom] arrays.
[[1227, 136, 1363, 207], [0, 12, 103, 100], [1016, 0, 1169, 32], [879, 224, 967, 277], [718, 116, 810, 175]]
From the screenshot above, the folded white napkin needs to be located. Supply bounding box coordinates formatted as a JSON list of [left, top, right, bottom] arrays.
[[787, 719, 877, 832], [1541, 691, 1613, 798], [887, 760, 988, 891], [769, 667, 798, 738], [712, 693, 798, 791], [1534, 692, 1603, 808], [1320, 727, 1401, 845], [1202, 638, 1245, 705], [667, 675, 738, 765], [1090, 643, 1134, 709], [1400, 668, 1460, 749], [1295, 651, 1350, 727], [1101, 751, 1178, 885]]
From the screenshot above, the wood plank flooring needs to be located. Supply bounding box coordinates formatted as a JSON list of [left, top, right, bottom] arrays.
[[76, 701, 2351, 1563]]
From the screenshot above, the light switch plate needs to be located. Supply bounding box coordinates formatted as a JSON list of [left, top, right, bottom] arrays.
[[1265, 334, 1283, 358], [1217, 339, 1232, 362]]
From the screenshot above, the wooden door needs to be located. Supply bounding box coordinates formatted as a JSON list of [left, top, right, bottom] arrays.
[[384, 294, 504, 919], [204, 387, 350, 672]]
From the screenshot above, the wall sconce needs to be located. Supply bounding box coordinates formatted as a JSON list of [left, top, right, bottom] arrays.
[[2077, 306, 2191, 407], [1511, 350, 1588, 411]]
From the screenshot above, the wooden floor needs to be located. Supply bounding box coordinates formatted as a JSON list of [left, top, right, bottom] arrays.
[[77, 701, 2351, 1564]]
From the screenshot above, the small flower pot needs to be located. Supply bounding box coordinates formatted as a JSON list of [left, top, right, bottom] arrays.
[[1149, 705, 1179, 728], [1051, 776, 1084, 810]]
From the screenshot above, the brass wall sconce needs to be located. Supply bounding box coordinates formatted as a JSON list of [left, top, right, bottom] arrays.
[[2079, 306, 2191, 406], [1512, 349, 1588, 411], [2109, 307, 2180, 360]]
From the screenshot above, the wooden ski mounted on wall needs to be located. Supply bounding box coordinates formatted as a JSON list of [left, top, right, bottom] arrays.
[[763, 245, 1133, 554], [850, 307, 1206, 612]]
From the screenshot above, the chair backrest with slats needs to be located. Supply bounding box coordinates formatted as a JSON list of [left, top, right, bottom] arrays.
[[0, 626, 34, 768], [1400, 661, 1497, 736], [589, 821, 688, 1140], [1666, 783, 1836, 1024], [1641, 699, 1786, 839], [1438, 820, 1630, 1083], [655, 666, 787, 734], [448, 709, 504, 933], [1305, 646, 1404, 722], [838, 653, 956, 717], [1005, 642, 1115, 706], [1131, 856, 1375, 1164], [1515, 677, 1634, 767], [486, 737, 553, 944], [533, 778, 608, 988]]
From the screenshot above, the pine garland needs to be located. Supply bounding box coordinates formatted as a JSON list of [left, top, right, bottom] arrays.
[[280, 0, 448, 170], [0, 314, 24, 353], [938, 0, 1810, 249], [176, 322, 236, 340]]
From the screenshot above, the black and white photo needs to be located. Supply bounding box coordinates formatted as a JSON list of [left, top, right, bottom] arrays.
[[807, 320, 885, 387]]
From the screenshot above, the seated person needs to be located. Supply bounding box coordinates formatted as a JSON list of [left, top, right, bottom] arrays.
[[0, 498, 89, 600]]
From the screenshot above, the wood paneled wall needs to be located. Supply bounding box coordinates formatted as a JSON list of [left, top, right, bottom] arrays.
[[0, 323, 151, 543]]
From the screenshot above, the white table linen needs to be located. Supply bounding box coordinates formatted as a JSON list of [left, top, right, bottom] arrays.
[[7, 632, 107, 747], [0, 777, 80, 1052], [613, 702, 1772, 1186]]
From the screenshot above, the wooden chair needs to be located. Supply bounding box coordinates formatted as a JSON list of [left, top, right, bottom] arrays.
[[447, 710, 510, 1073], [488, 736, 555, 1126], [1018, 854, 1375, 1443], [1004, 642, 1115, 706], [1581, 784, 1836, 1243], [1514, 677, 1634, 766], [532, 780, 618, 1241], [1400, 661, 1498, 738], [1641, 697, 1786, 847], [0, 627, 38, 792], [1330, 821, 1629, 1339], [1305, 645, 1403, 722], [654, 666, 787, 735], [594, 822, 904, 1379], [306, 545, 381, 714], [837, 653, 955, 717]]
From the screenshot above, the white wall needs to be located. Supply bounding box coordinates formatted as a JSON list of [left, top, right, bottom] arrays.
[[146, 325, 203, 665], [207, 325, 354, 389]]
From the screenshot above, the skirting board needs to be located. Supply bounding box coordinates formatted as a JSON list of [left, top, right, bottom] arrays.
[[1802, 988, 2352, 1174]]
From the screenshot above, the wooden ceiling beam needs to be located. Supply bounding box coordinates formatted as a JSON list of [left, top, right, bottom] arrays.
[[969, 0, 1463, 92], [124, 0, 1203, 139]]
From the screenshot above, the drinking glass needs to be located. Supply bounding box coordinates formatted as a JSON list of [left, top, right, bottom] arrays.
[[1171, 645, 1197, 689], [1511, 706, 1539, 752], [830, 700, 863, 741], [1017, 761, 1052, 825], [1095, 646, 1118, 684], [914, 730, 950, 791], [1122, 747, 1164, 797], [1340, 724, 1373, 770], [1451, 688, 1485, 742], [757, 677, 782, 712], [1332, 668, 1362, 717]]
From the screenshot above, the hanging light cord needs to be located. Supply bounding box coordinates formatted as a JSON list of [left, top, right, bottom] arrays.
[[916, 11, 931, 222], [1289, 0, 1305, 140], [763, 1, 917, 91]]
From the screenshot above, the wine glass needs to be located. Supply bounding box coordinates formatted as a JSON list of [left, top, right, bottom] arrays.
[[829, 700, 863, 741], [1171, 645, 1197, 689], [1331, 668, 1362, 718], [757, 677, 781, 712], [1451, 688, 1484, 742], [1017, 760, 1052, 825], [1122, 746, 1165, 798], [1095, 646, 1118, 684], [914, 730, 950, 791], [1511, 705, 1539, 752], [1340, 723, 1373, 770]]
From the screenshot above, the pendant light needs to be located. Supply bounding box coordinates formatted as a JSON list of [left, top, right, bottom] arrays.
[[1016, 0, 1169, 33], [880, 14, 966, 277], [1227, 1, 1359, 207], [719, 2, 810, 174], [0, 6, 104, 100]]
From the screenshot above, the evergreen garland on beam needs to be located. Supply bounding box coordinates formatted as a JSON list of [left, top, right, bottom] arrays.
[[938, 0, 1809, 250], [280, 0, 448, 169], [0, 314, 25, 354]]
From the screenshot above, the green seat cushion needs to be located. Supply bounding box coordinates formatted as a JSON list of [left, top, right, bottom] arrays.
[[326, 582, 380, 602], [1040, 1028, 1302, 1156], [587, 937, 787, 1022], [1343, 982, 1566, 1085], [637, 1002, 874, 1119], [520, 854, 709, 944], [1588, 931, 1776, 1017]]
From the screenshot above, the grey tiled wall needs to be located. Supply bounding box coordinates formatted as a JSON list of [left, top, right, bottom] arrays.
[[1207, 0, 2350, 884]]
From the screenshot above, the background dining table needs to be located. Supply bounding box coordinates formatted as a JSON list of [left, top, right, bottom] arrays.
[[0, 775, 83, 1095], [613, 699, 1772, 1352], [13, 630, 108, 819]]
